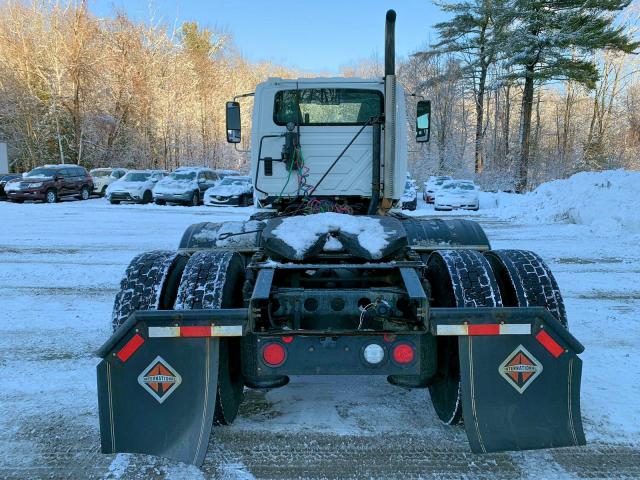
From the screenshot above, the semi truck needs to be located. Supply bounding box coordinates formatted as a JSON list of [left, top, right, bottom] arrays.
[[96, 10, 585, 465]]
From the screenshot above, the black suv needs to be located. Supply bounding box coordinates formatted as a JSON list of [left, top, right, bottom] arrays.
[[0, 173, 22, 200], [5, 165, 94, 203]]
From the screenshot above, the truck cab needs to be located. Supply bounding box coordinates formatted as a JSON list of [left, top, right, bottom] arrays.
[[231, 77, 409, 211]]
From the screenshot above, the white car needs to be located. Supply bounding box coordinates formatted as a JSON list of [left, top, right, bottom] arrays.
[[90, 168, 127, 196], [423, 175, 452, 203], [106, 170, 165, 204], [400, 179, 417, 211], [204, 176, 253, 206], [434, 180, 480, 211], [152, 167, 220, 206]]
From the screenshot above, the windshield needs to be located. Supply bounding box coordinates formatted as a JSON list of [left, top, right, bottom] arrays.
[[274, 88, 383, 126], [26, 168, 57, 178], [170, 171, 196, 181], [220, 177, 249, 186], [91, 170, 111, 177], [443, 183, 475, 190], [122, 172, 151, 182]]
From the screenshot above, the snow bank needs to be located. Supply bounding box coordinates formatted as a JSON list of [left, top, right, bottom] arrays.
[[272, 212, 390, 259], [486, 170, 640, 233]]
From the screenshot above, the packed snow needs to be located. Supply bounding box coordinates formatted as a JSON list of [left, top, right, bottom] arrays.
[[271, 212, 390, 259], [484, 170, 640, 234]]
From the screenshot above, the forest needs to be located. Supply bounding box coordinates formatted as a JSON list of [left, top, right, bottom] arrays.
[[0, 0, 638, 190]]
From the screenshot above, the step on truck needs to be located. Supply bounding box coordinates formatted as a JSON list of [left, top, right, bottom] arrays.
[[96, 10, 586, 465]]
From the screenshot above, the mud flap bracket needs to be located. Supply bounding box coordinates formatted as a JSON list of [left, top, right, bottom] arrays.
[[430, 307, 586, 453]]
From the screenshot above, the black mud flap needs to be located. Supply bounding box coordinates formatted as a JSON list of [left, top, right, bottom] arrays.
[[432, 307, 586, 453], [97, 309, 247, 465]]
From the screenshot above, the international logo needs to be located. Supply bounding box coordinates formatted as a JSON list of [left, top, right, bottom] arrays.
[[137, 356, 182, 403], [498, 345, 543, 394]]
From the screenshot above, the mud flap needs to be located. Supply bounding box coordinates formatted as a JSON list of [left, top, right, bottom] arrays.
[[432, 307, 586, 453], [97, 309, 247, 465]]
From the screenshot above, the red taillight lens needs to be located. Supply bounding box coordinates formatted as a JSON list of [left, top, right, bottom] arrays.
[[392, 343, 415, 364], [281, 336, 294, 344], [262, 343, 286, 366]]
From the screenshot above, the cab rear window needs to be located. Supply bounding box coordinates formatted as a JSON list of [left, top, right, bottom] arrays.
[[274, 88, 383, 126]]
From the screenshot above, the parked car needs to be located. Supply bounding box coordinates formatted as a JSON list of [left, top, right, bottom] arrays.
[[106, 170, 165, 204], [90, 168, 127, 196], [152, 167, 221, 206], [0, 173, 22, 200], [434, 180, 480, 211], [400, 178, 417, 211], [204, 175, 253, 206], [4, 165, 93, 204], [423, 175, 452, 203]]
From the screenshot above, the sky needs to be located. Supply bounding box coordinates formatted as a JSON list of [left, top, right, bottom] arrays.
[[89, 0, 449, 73]]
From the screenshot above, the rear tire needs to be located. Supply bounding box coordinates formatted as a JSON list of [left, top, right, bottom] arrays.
[[45, 189, 58, 204], [175, 251, 246, 425], [78, 186, 90, 200], [426, 249, 503, 425], [110, 199, 120, 205], [111, 251, 187, 330], [188, 191, 199, 207], [141, 190, 152, 204], [154, 199, 166, 206], [485, 249, 567, 327], [11, 199, 24, 204]]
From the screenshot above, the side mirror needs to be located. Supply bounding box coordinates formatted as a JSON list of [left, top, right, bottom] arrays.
[[416, 100, 431, 143], [198, 177, 206, 183], [226, 101, 241, 143]]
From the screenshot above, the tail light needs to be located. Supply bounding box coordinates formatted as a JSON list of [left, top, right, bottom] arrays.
[[392, 343, 415, 364], [262, 343, 286, 367]]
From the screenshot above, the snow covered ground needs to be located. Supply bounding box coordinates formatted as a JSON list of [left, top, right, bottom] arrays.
[[0, 172, 639, 478]]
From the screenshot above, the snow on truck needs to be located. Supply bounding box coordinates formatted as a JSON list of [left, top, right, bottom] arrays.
[[96, 11, 586, 465]]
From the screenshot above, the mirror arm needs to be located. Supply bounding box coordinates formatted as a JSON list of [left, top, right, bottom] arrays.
[[233, 92, 255, 102]]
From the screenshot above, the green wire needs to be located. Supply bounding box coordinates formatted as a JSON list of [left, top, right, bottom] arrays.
[[278, 149, 296, 198]]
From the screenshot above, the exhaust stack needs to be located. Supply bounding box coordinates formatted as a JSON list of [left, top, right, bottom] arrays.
[[381, 9, 397, 213]]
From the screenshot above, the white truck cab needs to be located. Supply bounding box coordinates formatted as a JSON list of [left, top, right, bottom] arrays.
[[247, 77, 408, 207]]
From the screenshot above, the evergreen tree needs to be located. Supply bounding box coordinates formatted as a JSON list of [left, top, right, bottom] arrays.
[[429, 0, 500, 173], [496, 0, 638, 191]]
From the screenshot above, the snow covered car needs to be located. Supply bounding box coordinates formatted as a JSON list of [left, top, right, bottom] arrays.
[[434, 180, 480, 211], [400, 179, 417, 210], [0, 173, 22, 200], [106, 170, 165, 204], [90, 168, 127, 196], [152, 167, 220, 206], [423, 175, 452, 203], [204, 175, 253, 206]]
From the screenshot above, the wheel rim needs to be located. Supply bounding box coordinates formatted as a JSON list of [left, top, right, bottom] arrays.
[[192, 193, 198, 206], [47, 191, 55, 203], [82, 188, 89, 200]]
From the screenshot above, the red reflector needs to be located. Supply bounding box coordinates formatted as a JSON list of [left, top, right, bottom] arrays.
[[536, 330, 564, 358], [180, 326, 211, 337], [392, 343, 415, 364], [116, 334, 144, 362], [281, 336, 294, 344], [383, 334, 396, 343], [468, 324, 500, 336], [262, 343, 286, 366]]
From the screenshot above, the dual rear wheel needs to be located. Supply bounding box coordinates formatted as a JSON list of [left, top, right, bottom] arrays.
[[111, 250, 246, 426], [426, 248, 568, 425]]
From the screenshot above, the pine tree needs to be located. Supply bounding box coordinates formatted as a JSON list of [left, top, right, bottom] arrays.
[[429, 0, 501, 174], [496, 0, 638, 191]]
